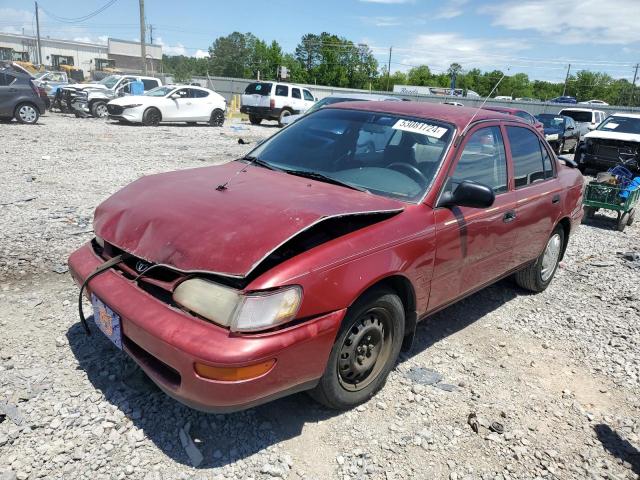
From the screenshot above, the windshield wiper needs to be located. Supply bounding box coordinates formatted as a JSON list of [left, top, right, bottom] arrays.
[[241, 155, 281, 171], [282, 169, 369, 193]]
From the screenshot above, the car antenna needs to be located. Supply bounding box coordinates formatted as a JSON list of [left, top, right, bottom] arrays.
[[216, 156, 259, 191], [456, 68, 509, 146]]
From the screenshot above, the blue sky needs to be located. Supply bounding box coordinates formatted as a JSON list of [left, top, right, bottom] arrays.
[[1, 0, 638, 82]]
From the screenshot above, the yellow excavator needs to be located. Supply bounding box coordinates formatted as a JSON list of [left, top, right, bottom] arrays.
[[14, 61, 44, 75]]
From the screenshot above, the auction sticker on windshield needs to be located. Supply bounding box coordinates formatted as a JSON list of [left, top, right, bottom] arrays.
[[392, 119, 448, 138]]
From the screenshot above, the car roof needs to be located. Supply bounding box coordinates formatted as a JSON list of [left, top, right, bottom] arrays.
[[481, 105, 525, 115], [329, 101, 513, 130], [558, 107, 597, 112], [324, 93, 400, 101]]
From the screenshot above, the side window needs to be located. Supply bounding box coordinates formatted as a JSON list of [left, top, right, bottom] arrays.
[[507, 126, 545, 188], [540, 141, 554, 179], [173, 89, 189, 99], [291, 88, 301, 99], [121, 77, 137, 94], [142, 79, 158, 90], [515, 111, 534, 125], [192, 89, 209, 98], [275, 85, 288, 97], [447, 126, 508, 194], [303, 89, 314, 101], [0, 72, 16, 86]]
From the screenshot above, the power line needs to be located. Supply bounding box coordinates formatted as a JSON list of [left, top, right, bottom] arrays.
[[39, 0, 119, 24]]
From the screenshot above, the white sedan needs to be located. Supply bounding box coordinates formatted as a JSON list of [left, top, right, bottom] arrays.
[[106, 85, 226, 126]]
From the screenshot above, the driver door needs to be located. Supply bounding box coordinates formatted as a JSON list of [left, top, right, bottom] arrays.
[[164, 88, 190, 121], [429, 125, 518, 311]]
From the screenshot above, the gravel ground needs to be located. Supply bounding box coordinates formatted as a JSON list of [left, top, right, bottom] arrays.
[[1, 114, 639, 480]]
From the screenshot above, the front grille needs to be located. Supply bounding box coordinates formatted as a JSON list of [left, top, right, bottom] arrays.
[[592, 140, 639, 162], [107, 104, 124, 115]]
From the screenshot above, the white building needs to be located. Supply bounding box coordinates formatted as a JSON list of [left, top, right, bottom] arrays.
[[0, 33, 162, 78]]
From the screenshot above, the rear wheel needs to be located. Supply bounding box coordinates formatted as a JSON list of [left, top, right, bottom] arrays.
[[309, 287, 404, 409], [142, 107, 161, 126], [209, 108, 225, 127], [627, 209, 635, 226], [583, 206, 596, 222], [278, 109, 292, 127], [249, 115, 261, 125], [514, 226, 565, 292], [90, 101, 108, 118], [15, 103, 39, 124], [617, 213, 629, 232]]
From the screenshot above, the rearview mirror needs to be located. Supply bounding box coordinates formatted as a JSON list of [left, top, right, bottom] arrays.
[[439, 180, 495, 209]]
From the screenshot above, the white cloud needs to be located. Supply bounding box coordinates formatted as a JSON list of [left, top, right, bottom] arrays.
[[155, 36, 187, 56], [483, 0, 640, 45], [0, 8, 33, 35], [434, 0, 468, 19], [194, 49, 209, 59], [360, 16, 403, 27], [394, 32, 530, 73]]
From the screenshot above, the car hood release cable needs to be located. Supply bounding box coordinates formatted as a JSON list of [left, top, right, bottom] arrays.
[[77, 253, 131, 335]]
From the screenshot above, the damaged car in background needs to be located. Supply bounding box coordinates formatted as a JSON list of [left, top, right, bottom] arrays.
[[68, 102, 584, 412], [575, 113, 640, 173], [58, 74, 162, 118]]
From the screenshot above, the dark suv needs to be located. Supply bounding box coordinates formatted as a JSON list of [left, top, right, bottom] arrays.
[[0, 70, 46, 124]]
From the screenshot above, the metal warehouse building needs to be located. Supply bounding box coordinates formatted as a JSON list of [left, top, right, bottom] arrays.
[[0, 33, 162, 78]]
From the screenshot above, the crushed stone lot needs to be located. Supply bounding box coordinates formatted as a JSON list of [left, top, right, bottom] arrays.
[[1, 113, 640, 480]]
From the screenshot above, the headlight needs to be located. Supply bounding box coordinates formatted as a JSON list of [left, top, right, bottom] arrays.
[[545, 134, 559, 141], [173, 279, 302, 332], [121, 104, 142, 109]]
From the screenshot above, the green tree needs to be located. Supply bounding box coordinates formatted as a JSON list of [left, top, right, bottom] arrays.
[[407, 65, 432, 86]]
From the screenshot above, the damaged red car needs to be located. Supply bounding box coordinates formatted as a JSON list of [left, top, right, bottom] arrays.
[[68, 102, 584, 412]]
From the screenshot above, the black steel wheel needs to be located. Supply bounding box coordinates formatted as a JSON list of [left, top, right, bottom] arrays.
[[617, 213, 629, 232], [142, 107, 161, 126], [249, 115, 262, 125], [209, 108, 225, 127], [309, 287, 404, 409]]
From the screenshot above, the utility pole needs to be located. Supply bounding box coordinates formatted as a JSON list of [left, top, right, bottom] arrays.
[[34, 1, 42, 65], [149, 24, 153, 44], [562, 63, 571, 96], [386, 46, 392, 91], [631, 63, 639, 106], [139, 0, 147, 74]]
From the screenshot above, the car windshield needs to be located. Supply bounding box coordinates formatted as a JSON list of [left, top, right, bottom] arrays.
[[561, 110, 592, 123], [144, 86, 174, 97], [33, 72, 47, 79], [246, 108, 454, 202], [99, 75, 120, 88], [305, 97, 366, 114], [597, 116, 640, 134], [537, 115, 565, 129], [244, 82, 272, 95]]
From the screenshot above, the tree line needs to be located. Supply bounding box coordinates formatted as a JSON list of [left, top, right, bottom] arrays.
[[162, 31, 639, 106]]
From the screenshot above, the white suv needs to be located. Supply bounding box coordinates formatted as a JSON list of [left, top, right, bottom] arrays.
[[558, 107, 606, 138], [241, 82, 316, 126]]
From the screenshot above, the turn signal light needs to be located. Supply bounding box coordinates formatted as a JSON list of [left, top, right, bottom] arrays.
[[194, 359, 276, 382]]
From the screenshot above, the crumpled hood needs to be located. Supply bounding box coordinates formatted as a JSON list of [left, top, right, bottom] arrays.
[[584, 130, 640, 143], [93, 163, 404, 278]]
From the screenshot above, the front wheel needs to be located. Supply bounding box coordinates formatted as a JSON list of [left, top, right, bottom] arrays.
[[15, 103, 39, 124], [514, 226, 565, 292], [309, 287, 404, 409], [142, 107, 161, 126], [209, 108, 225, 127], [90, 101, 108, 118], [249, 115, 262, 125]]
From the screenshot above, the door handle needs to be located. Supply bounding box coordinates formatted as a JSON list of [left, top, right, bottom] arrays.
[[503, 210, 516, 223], [552, 194, 560, 204]]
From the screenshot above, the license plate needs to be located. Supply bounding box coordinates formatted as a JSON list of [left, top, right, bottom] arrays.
[[91, 294, 122, 349]]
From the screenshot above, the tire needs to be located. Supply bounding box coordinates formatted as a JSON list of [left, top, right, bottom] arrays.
[[142, 107, 161, 127], [90, 101, 108, 118], [627, 209, 635, 226], [617, 213, 629, 232], [309, 287, 405, 410], [514, 226, 565, 293], [583, 206, 596, 222], [14, 103, 39, 124], [278, 109, 292, 127], [209, 108, 225, 127], [249, 115, 262, 125]]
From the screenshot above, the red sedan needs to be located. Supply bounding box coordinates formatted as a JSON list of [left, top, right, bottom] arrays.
[[68, 102, 584, 412], [482, 105, 545, 135]]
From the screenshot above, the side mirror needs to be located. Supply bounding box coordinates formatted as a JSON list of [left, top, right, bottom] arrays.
[[558, 154, 578, 168], [439, 180, 495, 209]]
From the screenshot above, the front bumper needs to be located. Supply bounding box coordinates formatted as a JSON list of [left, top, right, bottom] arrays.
[[67, 242, 344, 412], [579, 153, 626, 171]]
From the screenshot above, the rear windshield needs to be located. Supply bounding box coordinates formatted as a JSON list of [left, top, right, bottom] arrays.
[[537, 115, 565, 128], [560, 110, 592, 123], [244, 82, 272, 95], [597, 116, 640, 135]]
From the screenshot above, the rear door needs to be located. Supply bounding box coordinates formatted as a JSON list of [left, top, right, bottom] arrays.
[[505, 125, 561, 267], [430, 124, 518, 310], [241, 82, 272, 108], [0, 72, 18, 116], [290, 87, 303, 113], [302, 89, 315, 112], [273, 84, 289, 111]]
